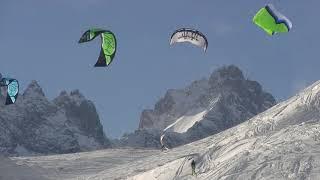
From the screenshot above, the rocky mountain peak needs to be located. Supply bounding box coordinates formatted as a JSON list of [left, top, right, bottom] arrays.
[[23, 80, 45, 98], [59, 90, 68, 97], [209, 65, 245, 86], [70, 89, 84, 98], [130, 65, 276, 148], [54, 89, 86, 107], [0, 81, 110, 156]]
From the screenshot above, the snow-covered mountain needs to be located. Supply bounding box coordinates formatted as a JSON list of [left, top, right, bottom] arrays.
[[127, 79, 320, 180], [121, 65, 276, 148], [0, 80, 111, 156], [10, 79, 320, 180]]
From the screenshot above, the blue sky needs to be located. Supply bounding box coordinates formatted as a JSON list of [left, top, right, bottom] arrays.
[[1, 0, 320, 138]]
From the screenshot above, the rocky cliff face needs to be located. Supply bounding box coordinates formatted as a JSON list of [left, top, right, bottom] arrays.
[[122, 65, 276, 148], [0, 81, 110, 156]]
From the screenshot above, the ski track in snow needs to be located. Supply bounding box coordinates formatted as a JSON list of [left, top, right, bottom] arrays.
[[11, 123, 320, 180]]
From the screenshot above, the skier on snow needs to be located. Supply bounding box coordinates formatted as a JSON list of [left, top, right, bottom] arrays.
[[191, 159, 196, 176]]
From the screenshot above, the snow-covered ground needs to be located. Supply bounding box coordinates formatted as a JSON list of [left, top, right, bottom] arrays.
[[0, 156, 50, 180], [6, 80, 320, 179], [10, 144, 208, 179]]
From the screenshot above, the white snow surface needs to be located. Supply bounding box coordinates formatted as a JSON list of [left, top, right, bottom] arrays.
[[163, 109, 207, 133], [10, 80, 320, 179], [163, 96, 220, 134], [0, 156, 50, 180]]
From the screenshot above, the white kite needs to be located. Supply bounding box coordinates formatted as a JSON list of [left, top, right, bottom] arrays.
[[170, 28, 208, 52]]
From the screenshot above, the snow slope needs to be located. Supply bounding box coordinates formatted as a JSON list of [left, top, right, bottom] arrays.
[[0, 156, 50, 180]]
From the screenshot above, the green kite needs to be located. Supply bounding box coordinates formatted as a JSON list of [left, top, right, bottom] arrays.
[[253, 4, 292, 36], [79, 28, 117, 67]]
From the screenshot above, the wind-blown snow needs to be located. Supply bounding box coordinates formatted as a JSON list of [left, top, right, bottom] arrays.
[[164, 109, 207, 133], [163, 96, 220, 134]]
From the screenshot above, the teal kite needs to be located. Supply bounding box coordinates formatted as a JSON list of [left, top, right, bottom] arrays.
[[79, 28, 117, 67], [253, 4, 292, 36], [0, 73, 19, 105]]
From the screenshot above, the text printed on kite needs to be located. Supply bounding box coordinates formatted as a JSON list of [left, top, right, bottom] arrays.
[[170, 28, 208, 52]]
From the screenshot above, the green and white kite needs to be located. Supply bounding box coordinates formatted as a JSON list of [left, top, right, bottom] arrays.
[[79, 28, 117, 67], [253, 4, 292, 36]]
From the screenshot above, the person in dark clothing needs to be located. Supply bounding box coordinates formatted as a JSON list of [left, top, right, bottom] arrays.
[[161, 144, 165, 151], [191, 160, 196, 176]]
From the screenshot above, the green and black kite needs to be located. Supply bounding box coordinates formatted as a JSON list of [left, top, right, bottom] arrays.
[[79, 28, 117, 67]]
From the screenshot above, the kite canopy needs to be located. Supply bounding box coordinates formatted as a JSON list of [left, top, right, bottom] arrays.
[[170, 28, 208, 52], [253, 4, 292, 36], [79, 28, 117, 67], [0, 78, 19, 105]]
